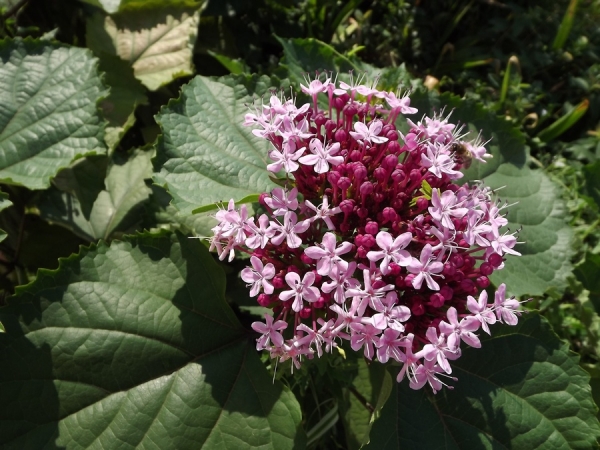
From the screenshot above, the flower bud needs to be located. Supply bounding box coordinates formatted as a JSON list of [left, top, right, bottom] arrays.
[[373, 167, 387, 181], [416, 197, 429, 211], [257, 294, 271, 307], [476, 276, 490, 288], [357, 207, 369, 219], [488, 253, 503, 268], [362, 234, 375, 248], [382, 207, 397, 222], [339, 199, 355, 214], [327, 170, 341, 186], [353, 163, 367, 181], [440, 285, 454, 301], [429, 293, 445, 308], [386, 130, 399, 142], [382, 154, 398, 171], [349, 150, 362, 161], [272, 275, 285, 289], [337, 177, 352, 190], [334, 128, 347, 142], [479, 262, 493, 276], [451, 254, 464, 267], [360, 181, 374, 197], [299, 307, 312, 319], [365, 221, 379, 235], [301, 253, 313, 264], [357, 246, 368, 258], [460, 278, 475, 292]]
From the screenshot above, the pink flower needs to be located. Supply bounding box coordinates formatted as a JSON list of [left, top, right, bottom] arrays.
[[241, 256, 276, 297], [439, 307, 481, 351], [304, 232, 353, 276], [350, 322, 380, 360], [428, 188, 469, 230], [270, 211, 310, 249], [279, 271, 320, 312], [494, 283, 522, 325], [245, 214, 275, 249], [321, 262, 359, 304], [467, 290, 496, 334], [370, 291, 411, 331], [264, 187, 299, 216], [267, 140, 306, 173], [421, 327, 454, 374], [252, 314, 288, 350], [367, 231, 412, 274], [350, 120, 389, 145], [305, 195, 341, 230], [299, 139, 344, 173], [407, 244, 444, 290], [376, 328, 406, 363]]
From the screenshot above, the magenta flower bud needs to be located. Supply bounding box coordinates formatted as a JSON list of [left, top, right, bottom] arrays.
[[357, 207, 369, 218], [362, 234, 375, 248], [443, 263, 456, 277], [391, 169, 404, 184], [451, 254, 464, 268], [463, 255, 476, 268], [388, 263, 401, 276], [365, 221, 379, 235], [300, 253, 313, 264], [272, 275, 285, 289], [334, 96, 347, 110], [344, 103, 358, 117], [327, 170, 341, 186], [416, 197, 429, 211], [339, 199, 355, 214], [476, 276, 490, 288], [354, 234, 364, 247], [479, 262, 493, 276], [440, 285, 453, 301], [337, 177, 352, 190], [386, 130, 399, 141], [299, 307, 311, 319], [429, 293, 445, 308], [411, 299, 425, 316], [382, 124, 393, 136], [353, 162, 368, 181], [314, 297, 326, 309], [392, 198, 404, 210], [460, 278, 475, 292], [259, 192, 269, 206], [349, 149, 362, 161], [373, 167, 387, 181], [382, 154, 398, 171], [257, 294, 271, 307], [395, 275, 405, 287], [374, 192, 384, 203], [314, 113, 327, 127], [357, 245, 368, 258], [404, 274, 415, 285], [334, 128, 347, 142], [287, 265, 301, 274], [324, 119, 336, 134], [458, 239, 469, 248], [409, 169, 421, 182], [313, 271, 323, 284], [488, 253, 503, 267], [382, 207, 397, 222], [454, 270, 465, 282], [360, 181, 374, 197]]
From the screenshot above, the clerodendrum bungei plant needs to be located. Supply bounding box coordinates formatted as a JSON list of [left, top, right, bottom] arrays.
[[209, 74, 526, 393]]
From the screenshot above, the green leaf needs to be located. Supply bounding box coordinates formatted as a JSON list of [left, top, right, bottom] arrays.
[[575, 252, 600, 313], [0, 231, 304, 448], [153, 75, 280, 215], [552, 0, 580, 50], [192, 194, 260, 214], [86, 7, 200, 91], [364, 314, 600, 450], [0, 38, 107, 189], [0, 191, 12, 243], [97, 53, 148, 150], [207, 50, 247, 75], [402, 91, 574, 297], [80, 0, 202, 14], [37, 150, 153, 240], [537, 99, 589, 143], [583, 160, 600, 208], [338, 360, 392, 450]]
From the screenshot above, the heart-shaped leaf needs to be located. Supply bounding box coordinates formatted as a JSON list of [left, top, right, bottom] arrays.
[[0, 39, 107, 189], [0, 231, 303, 448]]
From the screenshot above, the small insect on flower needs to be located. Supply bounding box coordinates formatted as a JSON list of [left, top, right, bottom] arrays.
[[204, 72, 524, 394]]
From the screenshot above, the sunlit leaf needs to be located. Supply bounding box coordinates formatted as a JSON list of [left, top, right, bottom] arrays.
[[87, 7, 200, 90], [0, 39, 107, 189], [153, 75, 281, 215]]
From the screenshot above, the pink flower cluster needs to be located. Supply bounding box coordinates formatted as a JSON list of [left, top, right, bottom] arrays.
[[209, 74, 525, 393]]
